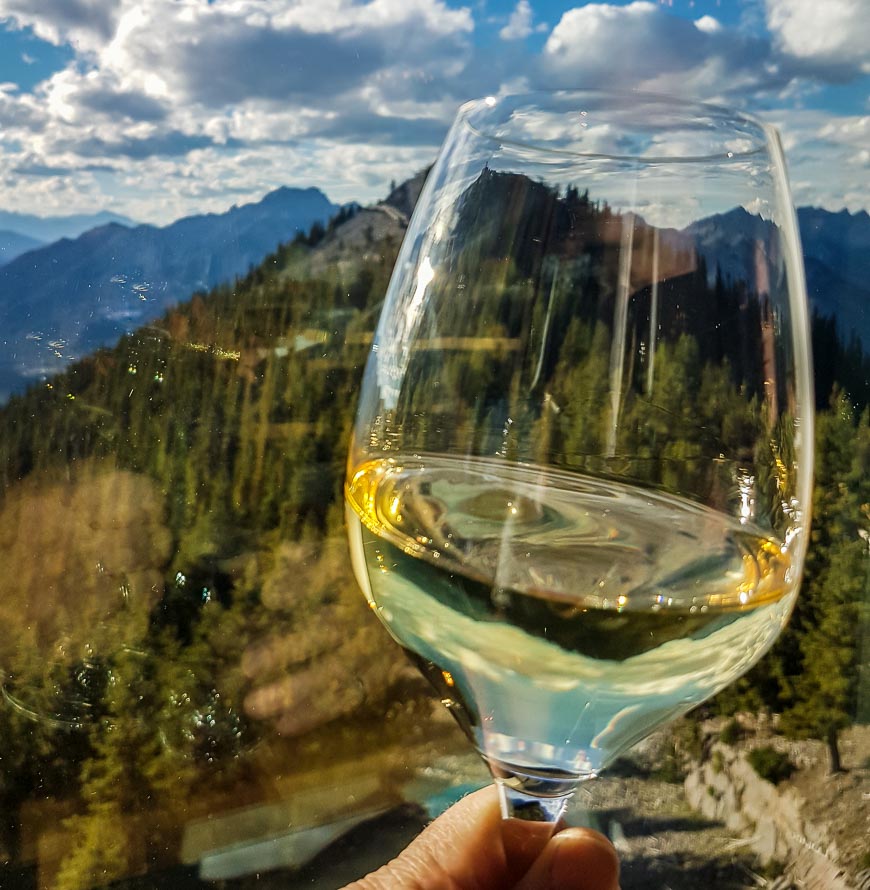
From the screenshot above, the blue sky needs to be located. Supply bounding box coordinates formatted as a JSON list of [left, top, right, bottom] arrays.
[[0, 0, 867, 224]]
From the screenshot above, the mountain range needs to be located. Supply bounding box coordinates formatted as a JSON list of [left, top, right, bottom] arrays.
[[687, 206, 870, 347], [0, 209, 137, 259], [798, 207, 870, 347], [0, 172, 866, 401], [0, 186, 337, 398]]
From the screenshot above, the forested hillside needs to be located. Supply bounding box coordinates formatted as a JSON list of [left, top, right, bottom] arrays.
[[0, 175, 865, 887], [0, 201, 407, 888]]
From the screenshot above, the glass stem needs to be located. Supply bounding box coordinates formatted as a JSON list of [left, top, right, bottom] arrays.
[[489, 761, 579, 825]]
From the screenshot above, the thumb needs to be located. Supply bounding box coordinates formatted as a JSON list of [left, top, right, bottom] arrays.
[[344, 786, 517, 889], [515, 827, 621, 890], [343, 786, 620, 890]]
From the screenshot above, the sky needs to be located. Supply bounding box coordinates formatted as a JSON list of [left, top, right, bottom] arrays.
[[0, 0, 867, 225]]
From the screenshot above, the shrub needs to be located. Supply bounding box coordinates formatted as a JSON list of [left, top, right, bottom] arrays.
[[719, 717, 742, 746], [746, 746, 795, 784], [673, 717, 704, 762], [651, 748, 686, 784]]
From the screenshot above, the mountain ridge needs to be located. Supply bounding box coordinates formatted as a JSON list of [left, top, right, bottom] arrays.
[[685, 203, 870, 346], [0, 186, 338, 398], [0, 167, 866, 399], [0, 209, 136, 244], [0, 229, 44, 266]]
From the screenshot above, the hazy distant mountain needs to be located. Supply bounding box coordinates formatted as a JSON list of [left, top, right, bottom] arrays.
[[0, 209, 136, 243], [797, 207, 870, 345], [0, 186, 338, 397], [0, 165, 866, 401], [798, 207, 870, 292], [686, 205, 870, 347], [684, 206, 774, 283], [0, 229, 43, 266]]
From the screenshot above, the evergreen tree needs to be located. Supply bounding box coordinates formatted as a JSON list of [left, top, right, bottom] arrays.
[[778, 401, 869, 771]]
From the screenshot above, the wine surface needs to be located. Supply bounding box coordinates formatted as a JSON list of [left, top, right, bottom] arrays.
[[346, 454, 797, 777]]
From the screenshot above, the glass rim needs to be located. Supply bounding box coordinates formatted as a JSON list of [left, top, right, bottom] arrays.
[[457, 88, 774, 164]]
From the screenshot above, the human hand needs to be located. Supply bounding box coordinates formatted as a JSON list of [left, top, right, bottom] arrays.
[[344, 785, 620, 890]]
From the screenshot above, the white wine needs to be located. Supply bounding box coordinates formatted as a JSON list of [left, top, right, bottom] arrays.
[[346, 454, 797, 778]]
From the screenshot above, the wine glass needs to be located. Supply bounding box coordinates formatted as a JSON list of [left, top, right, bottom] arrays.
[[345, 90, 813, 825]]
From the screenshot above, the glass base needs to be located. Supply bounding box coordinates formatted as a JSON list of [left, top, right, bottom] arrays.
[[488, 759, 583, 825]]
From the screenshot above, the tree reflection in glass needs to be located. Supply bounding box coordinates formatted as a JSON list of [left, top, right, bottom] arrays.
[[346, 91, 814, 824]]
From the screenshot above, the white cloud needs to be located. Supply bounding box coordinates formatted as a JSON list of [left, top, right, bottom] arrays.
[[115, 140, 438, 222], [766, 0, 870, 76], [0, 0, 475, 219], [0, 0, 866, 223], [536, 4, 869, 211], [541, 2, 784, 100], [0, 0, 119, 52], [0, 0, 474, 119], [500, 0, 543, 40], [771, 110, 869, 210], [694, 15, 722, 35]]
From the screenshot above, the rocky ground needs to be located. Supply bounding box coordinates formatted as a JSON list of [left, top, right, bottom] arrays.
[[571, 772, 762, 889], [397, 744, 770, 890], [224, 781, 762, 890], [781, 724, 870, 881], [383, 723, 868, 890], [720, 720, 870, 886], [211, 719, 869, 889]]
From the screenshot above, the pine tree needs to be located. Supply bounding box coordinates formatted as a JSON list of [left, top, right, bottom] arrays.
[[779, 398, 869, 771]]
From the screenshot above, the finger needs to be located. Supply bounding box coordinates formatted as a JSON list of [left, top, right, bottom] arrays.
[[515, 827, 620, 890], [345, 786, 520, 890]]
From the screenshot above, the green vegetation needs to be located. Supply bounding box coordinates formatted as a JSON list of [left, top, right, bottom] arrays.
[[746, 746, 796, 784], [0, 221, 407, 888], [717, 390, 870, 772], [777, 394, 870, 772], [719, 718, 742, 746], [0, 172, 864, 884], [652, 748, 689, 785]]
